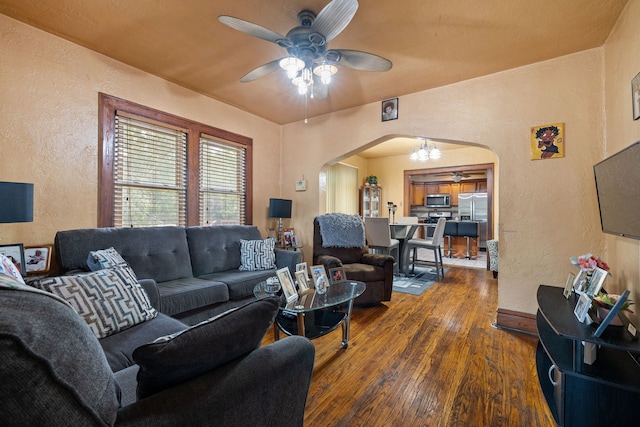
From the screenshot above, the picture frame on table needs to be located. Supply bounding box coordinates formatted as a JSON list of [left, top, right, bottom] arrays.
[[296, 262, 309, 281], [632, 71, 640, 120], [295, 270, 312, 294], [574, 293, 592, 323], [563, 272, 575, 299], [283, 228, 295, 247], [594, 290, 631, 337], [328, 267, 346, 284], [276, 267, 298, 304], [310, 264, 329, 293], [585, 267, 608, 297], [572, 270, 589, 294], [24, 245, 53, 275], [0, 243, 26, 277]]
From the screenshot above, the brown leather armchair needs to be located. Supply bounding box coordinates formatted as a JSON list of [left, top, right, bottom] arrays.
[[312, 217, 393, 305]]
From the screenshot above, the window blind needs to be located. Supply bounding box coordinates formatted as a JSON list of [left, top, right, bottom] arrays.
[[114, 114, 187, 227], [199, 136, 247, 225]]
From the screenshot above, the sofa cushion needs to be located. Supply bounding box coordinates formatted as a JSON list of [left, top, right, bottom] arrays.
[[157, 277, 229, 316], [32, 265, 158, 339], [132, 296, 280, 399], [87, 246, 128, 270], [0, 253, 24, 283], [239, 238, 277, 271], [0, 285, 120, 426]]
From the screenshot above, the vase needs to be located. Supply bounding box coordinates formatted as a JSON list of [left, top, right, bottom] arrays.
[[597, 307, 624, 326]]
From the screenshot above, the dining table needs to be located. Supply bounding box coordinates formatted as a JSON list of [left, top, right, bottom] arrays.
[[389, 222, 432, 274]]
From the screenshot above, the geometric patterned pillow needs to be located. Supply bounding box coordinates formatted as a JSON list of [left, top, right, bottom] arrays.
[[31, 265, 157, 339], [238, 238, 276, 271], [87, 247, 128, 271]]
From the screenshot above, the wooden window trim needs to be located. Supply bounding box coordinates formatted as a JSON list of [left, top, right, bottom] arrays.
[[98, 93, 253, 227]]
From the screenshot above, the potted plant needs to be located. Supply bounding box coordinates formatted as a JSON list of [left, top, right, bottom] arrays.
[[366, 175, 378, 186]]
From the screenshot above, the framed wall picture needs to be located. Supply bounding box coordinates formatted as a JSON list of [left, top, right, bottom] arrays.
[[574, 293, 592, 323], [310, 264, 329, 294], [530, 122, 564, 160], [24, 245, 53, 275], [328, 267, 346, 284], [563, 272, 575, 299], [276, 267, 298, 304], [381, 98, 398, 122], [0, 243, 26, 277], [632, 72, 640, 120]]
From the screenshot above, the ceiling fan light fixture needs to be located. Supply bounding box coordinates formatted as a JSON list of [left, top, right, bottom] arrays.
[[313, 64, 338, 84], [279, 57, 305, 79]]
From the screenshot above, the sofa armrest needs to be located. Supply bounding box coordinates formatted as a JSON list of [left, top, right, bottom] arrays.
[[361, 253, 394, 268], [313, 254, 342, 270], [274, 248, 302, 274], [115, 336, 315, 427], [137, 279, 161, 311]]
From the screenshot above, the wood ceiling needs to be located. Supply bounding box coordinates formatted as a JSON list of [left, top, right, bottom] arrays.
[[0, 0, 628, 124]]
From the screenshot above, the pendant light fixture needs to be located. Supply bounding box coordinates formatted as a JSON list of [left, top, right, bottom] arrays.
[[409, 140, 441, 161]]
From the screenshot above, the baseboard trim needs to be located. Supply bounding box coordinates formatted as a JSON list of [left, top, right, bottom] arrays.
[[494, 308, 537, 337]]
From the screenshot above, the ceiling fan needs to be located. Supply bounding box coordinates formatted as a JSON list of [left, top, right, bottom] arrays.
[[451, 172, 471, 182], [218, 0, 392, 99]]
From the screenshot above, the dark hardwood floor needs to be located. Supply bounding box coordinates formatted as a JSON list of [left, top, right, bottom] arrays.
[[262, 266, 555, 427]]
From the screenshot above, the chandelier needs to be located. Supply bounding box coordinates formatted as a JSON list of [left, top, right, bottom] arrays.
[[409, 140, 441, 161], [279, 57, 338, 96]]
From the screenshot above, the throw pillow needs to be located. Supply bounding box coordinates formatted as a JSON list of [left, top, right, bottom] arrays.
[[238, 238, 276, 271], [132, 296, 280, 399], [0, 253, 25, 284], [31, 265, 157, 339], [87, 247, 128, 271]]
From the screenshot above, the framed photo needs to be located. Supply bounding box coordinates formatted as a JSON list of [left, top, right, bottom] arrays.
[[585, 267, 608, 297], [573, 270, 589, 294], [632, 71, 640, 120], [381, 98, 398, 122], [574, 293, 592, 323], [296, 262, 309, 281], [276, 267, 298, 304], [0, 243, 26, 277], [24, 245, 53, 275], [594, 290, 630, 337], [563, 272, 575, 299], [328, 267, 346, 284], [310, 264, 329, 293], [283, 228, 295, 247], [295, 270, 311, 294]]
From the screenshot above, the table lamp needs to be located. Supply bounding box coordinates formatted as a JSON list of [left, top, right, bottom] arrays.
[[268, 198, 292, 246], [0, 182, 34, 224]]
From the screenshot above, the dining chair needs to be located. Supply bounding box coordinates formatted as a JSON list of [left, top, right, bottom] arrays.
[[404, 217, 447, 280], [364, 217, 400, 274]]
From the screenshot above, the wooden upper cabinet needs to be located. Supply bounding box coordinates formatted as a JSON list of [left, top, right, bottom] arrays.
[[450, 183, 460, 206], [425, 183, 438, 194], [411, 182, 426, 206], [477, 181, 488, 192], [437, 183, 451, 194], [460, 182, 477, 193]]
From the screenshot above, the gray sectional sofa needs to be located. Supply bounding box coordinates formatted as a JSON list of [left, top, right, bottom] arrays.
[[54, 225, 302, 325]]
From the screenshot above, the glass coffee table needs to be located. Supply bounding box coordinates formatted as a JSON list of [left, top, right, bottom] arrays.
[[254, 280, 366, 349]]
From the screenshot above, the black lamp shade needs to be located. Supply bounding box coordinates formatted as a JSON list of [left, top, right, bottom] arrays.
[[268, 198, 292, 219], [0, 182, 34, 223]]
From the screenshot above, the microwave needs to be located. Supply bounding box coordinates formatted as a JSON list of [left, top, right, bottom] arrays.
[[425, 194, 451, 208]]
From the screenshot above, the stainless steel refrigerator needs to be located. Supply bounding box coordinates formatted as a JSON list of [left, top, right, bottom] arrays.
[[458, 193, 488, 249]]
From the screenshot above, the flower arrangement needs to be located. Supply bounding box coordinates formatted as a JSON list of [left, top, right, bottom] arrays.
[[593, 292, 634, 313], [570, 253, 610, 274]]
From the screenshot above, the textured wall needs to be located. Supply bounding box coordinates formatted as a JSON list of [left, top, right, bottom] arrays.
[[0, 15, 282, 247], [281, 49, 606, 315]]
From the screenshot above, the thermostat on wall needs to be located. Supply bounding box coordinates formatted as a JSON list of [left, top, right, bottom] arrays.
[[295, 180, 307, 191]]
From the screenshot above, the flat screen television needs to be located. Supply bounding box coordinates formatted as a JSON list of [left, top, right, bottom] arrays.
[[593, 141, 640, 240]]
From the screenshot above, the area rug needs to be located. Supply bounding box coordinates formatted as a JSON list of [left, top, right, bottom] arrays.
[[392, 267, 446, 296]]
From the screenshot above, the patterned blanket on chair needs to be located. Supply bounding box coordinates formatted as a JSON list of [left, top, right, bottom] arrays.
[[317, 213, 366, 248]]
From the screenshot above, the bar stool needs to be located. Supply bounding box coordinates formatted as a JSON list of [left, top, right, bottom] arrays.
[[457, 221, 478, 259], [443, 221, 458, 258]]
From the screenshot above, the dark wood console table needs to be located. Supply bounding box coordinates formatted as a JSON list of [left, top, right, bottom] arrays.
[[536, 285, 640, 426]]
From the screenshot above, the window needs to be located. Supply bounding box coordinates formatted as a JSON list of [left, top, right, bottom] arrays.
[[99, 93, 252, 227], [326, 163, 358, 214]]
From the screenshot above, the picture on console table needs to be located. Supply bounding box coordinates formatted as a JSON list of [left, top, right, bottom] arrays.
[[276, 267, 298, 304], [572, 270, 589, 294], [585, 267, 608, 297], [0, 243, 26, 277], [594, 290, 630, 337], [25, 245, 53, 275], [574, 292, 592, 323], [563, 272, 575, 299]]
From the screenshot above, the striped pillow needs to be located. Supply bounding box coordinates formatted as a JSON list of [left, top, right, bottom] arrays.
[[32, 265, 157, 339], [238, 238, 276, 271], [87, 247, 128, 271]]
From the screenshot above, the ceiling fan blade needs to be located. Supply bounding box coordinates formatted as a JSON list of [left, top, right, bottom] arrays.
[[311, 0, 359, 42], [218, 15, 287, 45], [240, 59, 283, 83], [328, 49, 392, 72], [311, 79, 329, 100]]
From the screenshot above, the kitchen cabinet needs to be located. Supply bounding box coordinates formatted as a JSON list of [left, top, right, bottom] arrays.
[[460, 182, 477, 193], [410, 182, 426, 206], [360, 185, 382, 217], [536, 285, 640, 426]]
